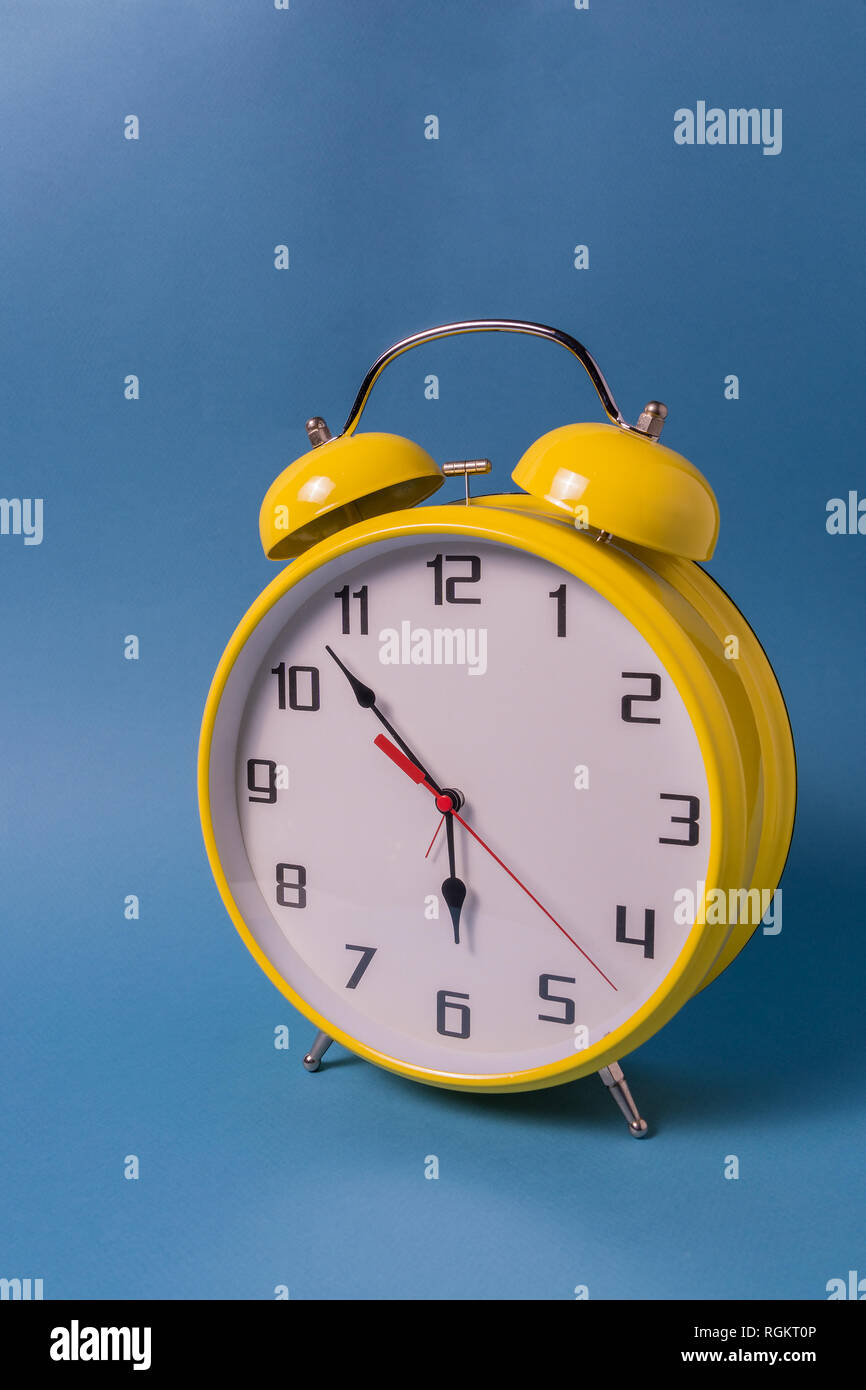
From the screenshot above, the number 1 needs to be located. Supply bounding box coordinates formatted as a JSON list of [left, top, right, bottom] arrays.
[[549, 584, 567, 637]]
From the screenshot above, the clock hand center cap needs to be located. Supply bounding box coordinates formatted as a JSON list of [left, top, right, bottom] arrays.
[[436, 787, 464, 814]]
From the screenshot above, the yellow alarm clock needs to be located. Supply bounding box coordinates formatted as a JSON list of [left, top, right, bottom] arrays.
[[198, 319, 795, 1136]]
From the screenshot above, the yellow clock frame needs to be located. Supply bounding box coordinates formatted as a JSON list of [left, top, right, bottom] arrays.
[[199, 503, 794, 1095], [198, 319, 796, 1124]]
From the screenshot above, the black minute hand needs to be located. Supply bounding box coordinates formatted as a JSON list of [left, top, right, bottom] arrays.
[[326, 645, 467, 944], [325, 645, 443, 794]]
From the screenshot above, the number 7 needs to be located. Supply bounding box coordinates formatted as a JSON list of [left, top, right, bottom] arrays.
[[345, 944, 377, 989]]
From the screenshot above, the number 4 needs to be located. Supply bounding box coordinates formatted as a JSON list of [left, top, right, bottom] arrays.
[[615, 905, 655, 959]]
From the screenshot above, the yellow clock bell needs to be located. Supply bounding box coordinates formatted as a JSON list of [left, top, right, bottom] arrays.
[[198, 319, 796, 1137]]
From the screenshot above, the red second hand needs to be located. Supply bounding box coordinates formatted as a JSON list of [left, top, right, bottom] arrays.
[[449, 807, 616, 990], [372, 733, 617, 991], [425, 815, 446, 859]]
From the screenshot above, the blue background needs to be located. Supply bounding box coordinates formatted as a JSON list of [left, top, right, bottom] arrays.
[[1, 0, 863, 1300]]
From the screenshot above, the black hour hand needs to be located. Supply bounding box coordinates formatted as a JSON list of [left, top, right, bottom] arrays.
[[441, 875, 467, 945]]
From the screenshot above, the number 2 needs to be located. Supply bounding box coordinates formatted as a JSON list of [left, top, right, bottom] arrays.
[[621, 672, 661, 724]]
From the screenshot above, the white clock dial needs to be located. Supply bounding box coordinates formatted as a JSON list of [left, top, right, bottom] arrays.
[[211, 535, 712, 1078]]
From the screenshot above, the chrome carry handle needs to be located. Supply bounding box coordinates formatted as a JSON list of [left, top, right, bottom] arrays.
[[338, 319, 666, 441]]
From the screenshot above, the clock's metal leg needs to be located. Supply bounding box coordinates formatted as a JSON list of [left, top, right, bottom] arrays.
[[303, 1031, 334, 1073], [598, 1061, 649, 1137]]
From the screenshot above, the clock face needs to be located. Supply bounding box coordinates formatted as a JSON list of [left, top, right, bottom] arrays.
[[209, 534, 712, 1079]]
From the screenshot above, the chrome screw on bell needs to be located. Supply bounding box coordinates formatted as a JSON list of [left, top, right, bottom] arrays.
[[305, 416, 333, 448], [635, 401, 668, 440]]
